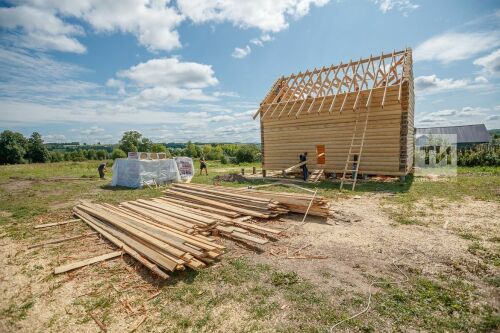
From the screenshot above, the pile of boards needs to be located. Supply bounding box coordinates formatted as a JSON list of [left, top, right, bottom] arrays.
[[71, 184, 330, 280], [168, 183, 331, 218]]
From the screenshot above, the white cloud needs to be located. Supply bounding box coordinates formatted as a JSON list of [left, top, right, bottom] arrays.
[[177, 0, 330, 33], [80, 126, 105, 135], [459, 106, 489, 117], [433, 109, 457, 117], [209, 115, 235, 122], [213, 91, 239, 98], [232, 45, 251, 59], [474, 76, 489, 84], [123, 86, 216, 106], [415, 75, 469, 94], [114, 57, 219, 105], [43, 134, 67, 143], [106, 78, 126, 95], [250, 34, 274, 47], [371, 0, 419, 15], [0, 5, 86, 53], [416, 106, 496, 128], [117, 58, 218, 89], [0, 0, 184, 52], [415, 32, 500, 63], [474, 49, 500, 74]]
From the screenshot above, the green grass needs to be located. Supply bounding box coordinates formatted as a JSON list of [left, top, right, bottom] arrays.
[[374, 276, 498, 332], [0, 161, 498, 332]]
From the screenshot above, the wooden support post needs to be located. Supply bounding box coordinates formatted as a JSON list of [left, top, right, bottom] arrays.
[[252, 167, 256, 174], [263, 170, 267, 178]]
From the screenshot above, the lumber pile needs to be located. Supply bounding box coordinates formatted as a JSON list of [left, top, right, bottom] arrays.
[[71, 186, 287, 279], [164, 184, 289, 218], [64, 184, 330, 280], [170, 183, 331, 217]]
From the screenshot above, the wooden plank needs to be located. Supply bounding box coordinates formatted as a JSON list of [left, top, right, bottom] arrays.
[[164, 189, 270, 218], [34, 219, 80, 229], [28, 232, 97, 249], [74, 208, 172, 277], [76, 205, 183, 271], [54, 251, 122, 274]]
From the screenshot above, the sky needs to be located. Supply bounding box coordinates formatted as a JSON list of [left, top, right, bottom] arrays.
[[0, 0, 499, 144]]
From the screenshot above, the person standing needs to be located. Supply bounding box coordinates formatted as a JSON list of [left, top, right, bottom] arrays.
[[299, 152, 308, 181], [98, 162, 107, 179], [200, 157, 208, 176]]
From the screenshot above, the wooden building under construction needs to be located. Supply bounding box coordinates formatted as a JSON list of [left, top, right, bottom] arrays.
[[254, 48, 414, 182]]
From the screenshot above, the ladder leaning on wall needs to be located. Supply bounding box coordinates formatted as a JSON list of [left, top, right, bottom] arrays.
[[340, 107, 370, 190]]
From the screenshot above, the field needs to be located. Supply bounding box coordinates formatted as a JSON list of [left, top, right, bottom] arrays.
[[0, 161, 499, 332]]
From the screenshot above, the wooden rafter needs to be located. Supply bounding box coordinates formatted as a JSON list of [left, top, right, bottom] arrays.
[[256, 49, 411, 119]]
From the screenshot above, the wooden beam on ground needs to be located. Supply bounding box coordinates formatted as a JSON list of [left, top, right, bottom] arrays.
[[54, 251, 123, 274], [34, 219, 80, 229], [28, 232, 98, 249]]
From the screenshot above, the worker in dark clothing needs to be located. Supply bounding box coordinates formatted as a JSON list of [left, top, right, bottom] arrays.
[[299, 152, 308, 181], [98, 162, 107, 179], [200, 157, 208, 176]]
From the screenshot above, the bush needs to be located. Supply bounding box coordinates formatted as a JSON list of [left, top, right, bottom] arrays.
[[111, 148, 127, 159], [235, 145, 261, 164], [458, 144, 500, 167]]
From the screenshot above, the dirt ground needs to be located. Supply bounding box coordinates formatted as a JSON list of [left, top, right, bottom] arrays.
[[0, 192, 498, 332]]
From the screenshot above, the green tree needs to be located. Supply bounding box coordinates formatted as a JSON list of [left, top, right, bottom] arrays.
[[119, 130, 142, 153], [185, 141, 198, 157], [49, 151, 64, 162], [96, 150, 109, 160], [151, 143, 167, 153], [0, 130, 28, 164], [235, 145, 261, 163], [26, 132, 50, 163], [202, 144, 212, 159], [111, 148, 127, 159], [208, 145, 224, 160], [138, 137, 153, 152], [86, 149, 98, 160]]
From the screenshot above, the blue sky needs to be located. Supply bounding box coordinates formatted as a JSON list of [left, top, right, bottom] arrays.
[[0, 0, 499, 144]]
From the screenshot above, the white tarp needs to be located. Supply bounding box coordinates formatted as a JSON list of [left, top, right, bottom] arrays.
[[175, 157, 195, 182], [111, 158, 181, 188]]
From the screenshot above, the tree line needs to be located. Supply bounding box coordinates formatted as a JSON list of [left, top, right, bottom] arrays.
[[0, 130, 261, 165]]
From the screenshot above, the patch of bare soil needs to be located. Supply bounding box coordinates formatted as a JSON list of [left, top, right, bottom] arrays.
[[245, 194, 499, 305], [0, 180, 34, 192], [213, 173, 248, 183]]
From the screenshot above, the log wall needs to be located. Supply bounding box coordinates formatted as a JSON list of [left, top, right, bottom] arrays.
[[260, 85, 414, 176]]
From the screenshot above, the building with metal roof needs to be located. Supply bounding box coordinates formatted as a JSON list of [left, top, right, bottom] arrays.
[[415, 124, 491, 148]]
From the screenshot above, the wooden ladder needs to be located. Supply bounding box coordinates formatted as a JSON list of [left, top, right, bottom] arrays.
[[340, 108, 370, 190]]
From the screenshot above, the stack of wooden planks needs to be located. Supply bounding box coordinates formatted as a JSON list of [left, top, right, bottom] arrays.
[[71, 185, 289, 279], [169, 183, 331, 217], [66, 184, 330, 280], [164, 184, 289, 218]]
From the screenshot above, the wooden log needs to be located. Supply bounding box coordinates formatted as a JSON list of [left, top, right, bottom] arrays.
[[54, 251, 123, 274]]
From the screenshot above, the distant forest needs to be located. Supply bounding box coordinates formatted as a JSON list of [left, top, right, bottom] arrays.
[[0, 130, 260, 165]]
